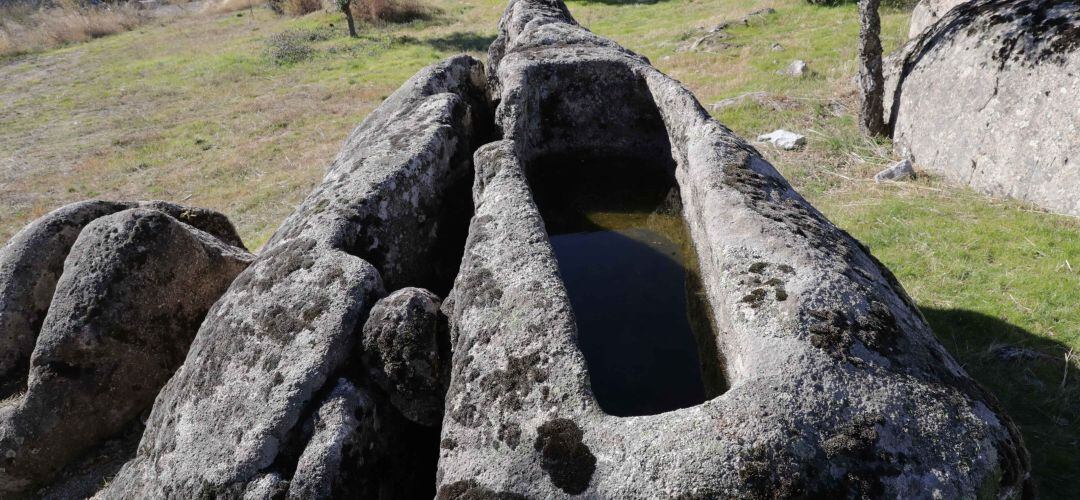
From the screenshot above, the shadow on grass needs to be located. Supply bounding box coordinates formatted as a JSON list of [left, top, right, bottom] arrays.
[[923, 307, 1079, 499], [415, 32, 497, 53]]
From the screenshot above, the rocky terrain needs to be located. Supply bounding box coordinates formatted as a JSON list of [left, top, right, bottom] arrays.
[[0, 0, 1042, 498]]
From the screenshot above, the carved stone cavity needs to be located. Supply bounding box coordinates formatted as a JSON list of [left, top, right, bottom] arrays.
[[436, 0, 1032, 498]]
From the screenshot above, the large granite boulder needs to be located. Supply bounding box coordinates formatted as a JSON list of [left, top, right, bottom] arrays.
[[361, 287, 450, 427], [908, 0, 967, 38], [0, 202, 252, 498], [95, 55, 490, 498], [435, 0, 1031, 498], [888, 0, 1080, 216], [0, 200, 244, 399]]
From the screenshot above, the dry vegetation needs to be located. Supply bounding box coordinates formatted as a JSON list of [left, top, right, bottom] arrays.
[[350, 0, 430, 24], [0, 0, 147, 57], [267, 0, 321, 16], [201, 0, 266, 14], [0, 0, 431, 58]]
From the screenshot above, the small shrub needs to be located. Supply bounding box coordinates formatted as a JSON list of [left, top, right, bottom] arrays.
[[264, 28, 331, 64], [267, 0, 321, 16], [350, 0, 429, 24]]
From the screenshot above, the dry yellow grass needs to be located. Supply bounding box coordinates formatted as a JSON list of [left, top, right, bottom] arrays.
[[267, 0, 323, 16], [202, 0, 269, 15], [0, 2, 148, 58], [351, 0, 430, 24]]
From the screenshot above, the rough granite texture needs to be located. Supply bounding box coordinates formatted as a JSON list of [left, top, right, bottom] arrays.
[[0, 204, 252, 497], [435, 0, 1031, 498], [0, 200, 244, 400], [286, 379, 372, 499], [908, 0, 968, 38], [888, 0, 1080, 216], [94, 55, 489, 498], [361, 287, 450, 426]]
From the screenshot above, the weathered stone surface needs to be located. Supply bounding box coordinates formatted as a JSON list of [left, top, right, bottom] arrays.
[[678, 31, 734, 53], [875, 158, 915, 182], [887, 0, 1080, 216], [436, 0, 1030, 497], [909, 0, 967, 38], [287, 379, 372, 499], [361, 287, 449, 426], [0, 207, 252, 497], [777, 58, 808, 77], [96, 54, 489, 497], [0, 200, 244, 399], [757, 128, 806, 150]]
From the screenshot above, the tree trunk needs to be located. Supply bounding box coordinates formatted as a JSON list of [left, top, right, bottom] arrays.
[[857, 0, 886, 136], [342, 0, 358, 38]]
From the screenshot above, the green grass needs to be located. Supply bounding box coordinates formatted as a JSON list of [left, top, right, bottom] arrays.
[[0, 0, 1077, 496]]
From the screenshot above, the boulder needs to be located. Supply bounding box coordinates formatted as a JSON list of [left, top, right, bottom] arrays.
[[887, 0, 1080, 216], [0, 206, 252, 497], [95, 54, 490, 498], [0, 200, 244, 399], [436, 0, 1031, 497], [757, 129, 807, 149], [874, 158, 916, 182], [361, 287, 449, 426], [287, 379, 372, 499], [909, 0, 968, 38], [778, 59, 808, 77]]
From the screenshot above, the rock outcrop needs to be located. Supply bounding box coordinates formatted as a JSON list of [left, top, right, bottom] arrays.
[[888, 0, 1079, 216], [93, 55, 489, 498], [0, 201, 252, 497], [436, 0, 1030, 497]]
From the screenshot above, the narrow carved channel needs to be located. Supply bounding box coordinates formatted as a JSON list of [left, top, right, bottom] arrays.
[[529, 154, 727, 417]]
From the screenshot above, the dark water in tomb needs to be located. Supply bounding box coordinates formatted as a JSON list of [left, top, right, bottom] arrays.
[[529, 155, 725, 417]]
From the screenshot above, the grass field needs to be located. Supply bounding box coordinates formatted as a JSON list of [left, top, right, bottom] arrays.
[[0, 0, 1077, 495]]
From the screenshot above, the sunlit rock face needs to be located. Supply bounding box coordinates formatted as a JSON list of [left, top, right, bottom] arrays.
[[0, 1, 1034, 498], [907, 0, 968, 38], [889, 0, 1080, 217]]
